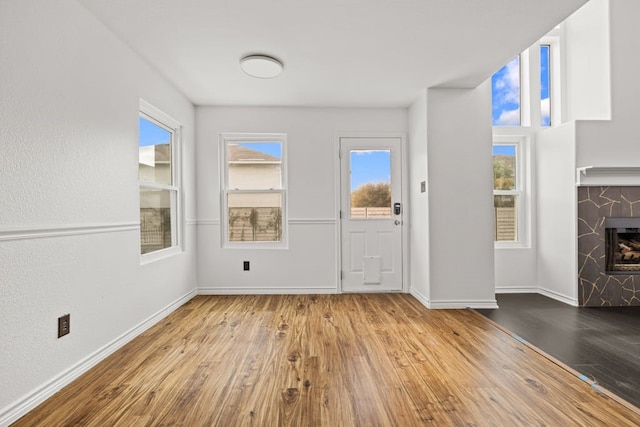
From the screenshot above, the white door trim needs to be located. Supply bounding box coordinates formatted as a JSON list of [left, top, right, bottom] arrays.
[[335, 132, 409, 293]]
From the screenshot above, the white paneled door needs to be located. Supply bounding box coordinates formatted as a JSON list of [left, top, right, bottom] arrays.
[[340, 137, 403, 292]]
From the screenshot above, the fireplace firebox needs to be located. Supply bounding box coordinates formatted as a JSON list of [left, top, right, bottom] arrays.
[[605, 217, 640, 274]]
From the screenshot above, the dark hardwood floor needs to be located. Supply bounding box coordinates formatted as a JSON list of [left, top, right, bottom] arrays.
[[478, 293, 640, 409]]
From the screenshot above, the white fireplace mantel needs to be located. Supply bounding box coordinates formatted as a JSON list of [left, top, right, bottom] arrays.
[[576, 166, 640, 186]]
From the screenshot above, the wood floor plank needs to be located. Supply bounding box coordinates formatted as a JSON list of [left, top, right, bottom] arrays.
[[479, 293, 640, 409], [13, 294, 640, 426]]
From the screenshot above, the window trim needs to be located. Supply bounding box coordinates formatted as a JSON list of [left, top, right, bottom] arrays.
[[540, 34, 562, 127], [539, 43, 552, 126], [491, 28, 562, 251], [520, 51, 530, 127], [492, 28, 563, 129], [493, 135, 529, 249], [139, 99, 183, 263], [220, 133, 288, 249]]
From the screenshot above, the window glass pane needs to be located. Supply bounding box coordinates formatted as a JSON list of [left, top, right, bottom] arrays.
[[140, 188, 174, 254], [227, 142, 282, 190], [492, 56, 521, 126], [227, 193, 282, 242], [350, 150, 391, 219], [493, 145, 516, 191], [139, 117, 172, 185], [540, 45, 551, 126], [495, 195, 517, 241]]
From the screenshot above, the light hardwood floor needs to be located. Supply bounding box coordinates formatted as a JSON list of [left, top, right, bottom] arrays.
[[14, 294, 640, 426]]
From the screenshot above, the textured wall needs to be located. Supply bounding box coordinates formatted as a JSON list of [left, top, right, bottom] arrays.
[[0, 0, 196, 421], [577, 186, 640, 306]]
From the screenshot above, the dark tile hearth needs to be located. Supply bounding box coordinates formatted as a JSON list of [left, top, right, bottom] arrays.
[[578, 186, 640, 306], [478, 294, 640, 409]]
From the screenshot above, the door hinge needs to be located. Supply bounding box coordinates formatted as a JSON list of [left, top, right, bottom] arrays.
[[340, 271, 343, 280], [339, 210, 342, 219]]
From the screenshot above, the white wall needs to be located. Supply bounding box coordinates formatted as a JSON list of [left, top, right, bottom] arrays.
[[426, 85, 497, 308], [575, 0, 640, 167], [529, 1, 599, 305], [0, 0, 196, 423], [564, 0, 611, 122], [536, 123, 578, 304], [495, 248, 539, 292], [195, 107, 407, 293], [408, 91, 431, 305]]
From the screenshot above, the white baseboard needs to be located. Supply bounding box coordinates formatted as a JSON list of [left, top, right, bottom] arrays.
[[410, 289, 499, 309], [0, 289, 197, 427], [495, 286, 538, 294], [409, 288, 430, 308], [428, 299, 499, 309], [496, 286, 578, 306], [198, 286, 338, 295], [538, 287, 579, 306]]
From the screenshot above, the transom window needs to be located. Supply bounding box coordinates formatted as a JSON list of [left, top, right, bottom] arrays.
[[540, 44, 551, 126], [492, 32, 561, 128], [492, 55, 521, 126], [221, 133, 287, 247]]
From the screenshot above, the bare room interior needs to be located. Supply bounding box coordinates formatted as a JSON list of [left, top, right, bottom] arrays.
[[2, 0, 640, 424]]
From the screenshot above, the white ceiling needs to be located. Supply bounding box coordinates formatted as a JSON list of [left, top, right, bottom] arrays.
[[79, 0, 588, 108]]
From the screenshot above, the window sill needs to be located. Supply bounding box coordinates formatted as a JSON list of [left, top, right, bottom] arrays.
[[495, 242, 531, 250], [223, 242, 289, 250], [140, 246, 183, 265]]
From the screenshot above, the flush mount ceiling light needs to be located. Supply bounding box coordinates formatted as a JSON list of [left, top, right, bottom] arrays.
[[240, 54, 283, 79]]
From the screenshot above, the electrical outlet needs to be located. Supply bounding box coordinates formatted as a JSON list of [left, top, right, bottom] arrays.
[[243, 261, 250, 271], [58, 314, 70, 338]]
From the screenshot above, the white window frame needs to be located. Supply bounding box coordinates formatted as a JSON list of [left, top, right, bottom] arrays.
[[493, 135, 529, 249], [220, 133, 288, 249], [540, 33, 563, 127], [493, 29, 563, 129], [139, 99, 183, 263], [492, 28, 561, 250]]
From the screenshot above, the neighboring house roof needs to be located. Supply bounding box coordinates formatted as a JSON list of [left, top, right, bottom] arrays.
[[154, 143, 170, 162], [228, 144, 280, 162], [139, 143, 170, 167]]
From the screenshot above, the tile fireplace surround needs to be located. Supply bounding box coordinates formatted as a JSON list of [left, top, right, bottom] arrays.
[[577, 186, 640, 306]]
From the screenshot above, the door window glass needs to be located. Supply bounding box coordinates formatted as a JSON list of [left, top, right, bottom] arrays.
[[350, 150, 391, 219]]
